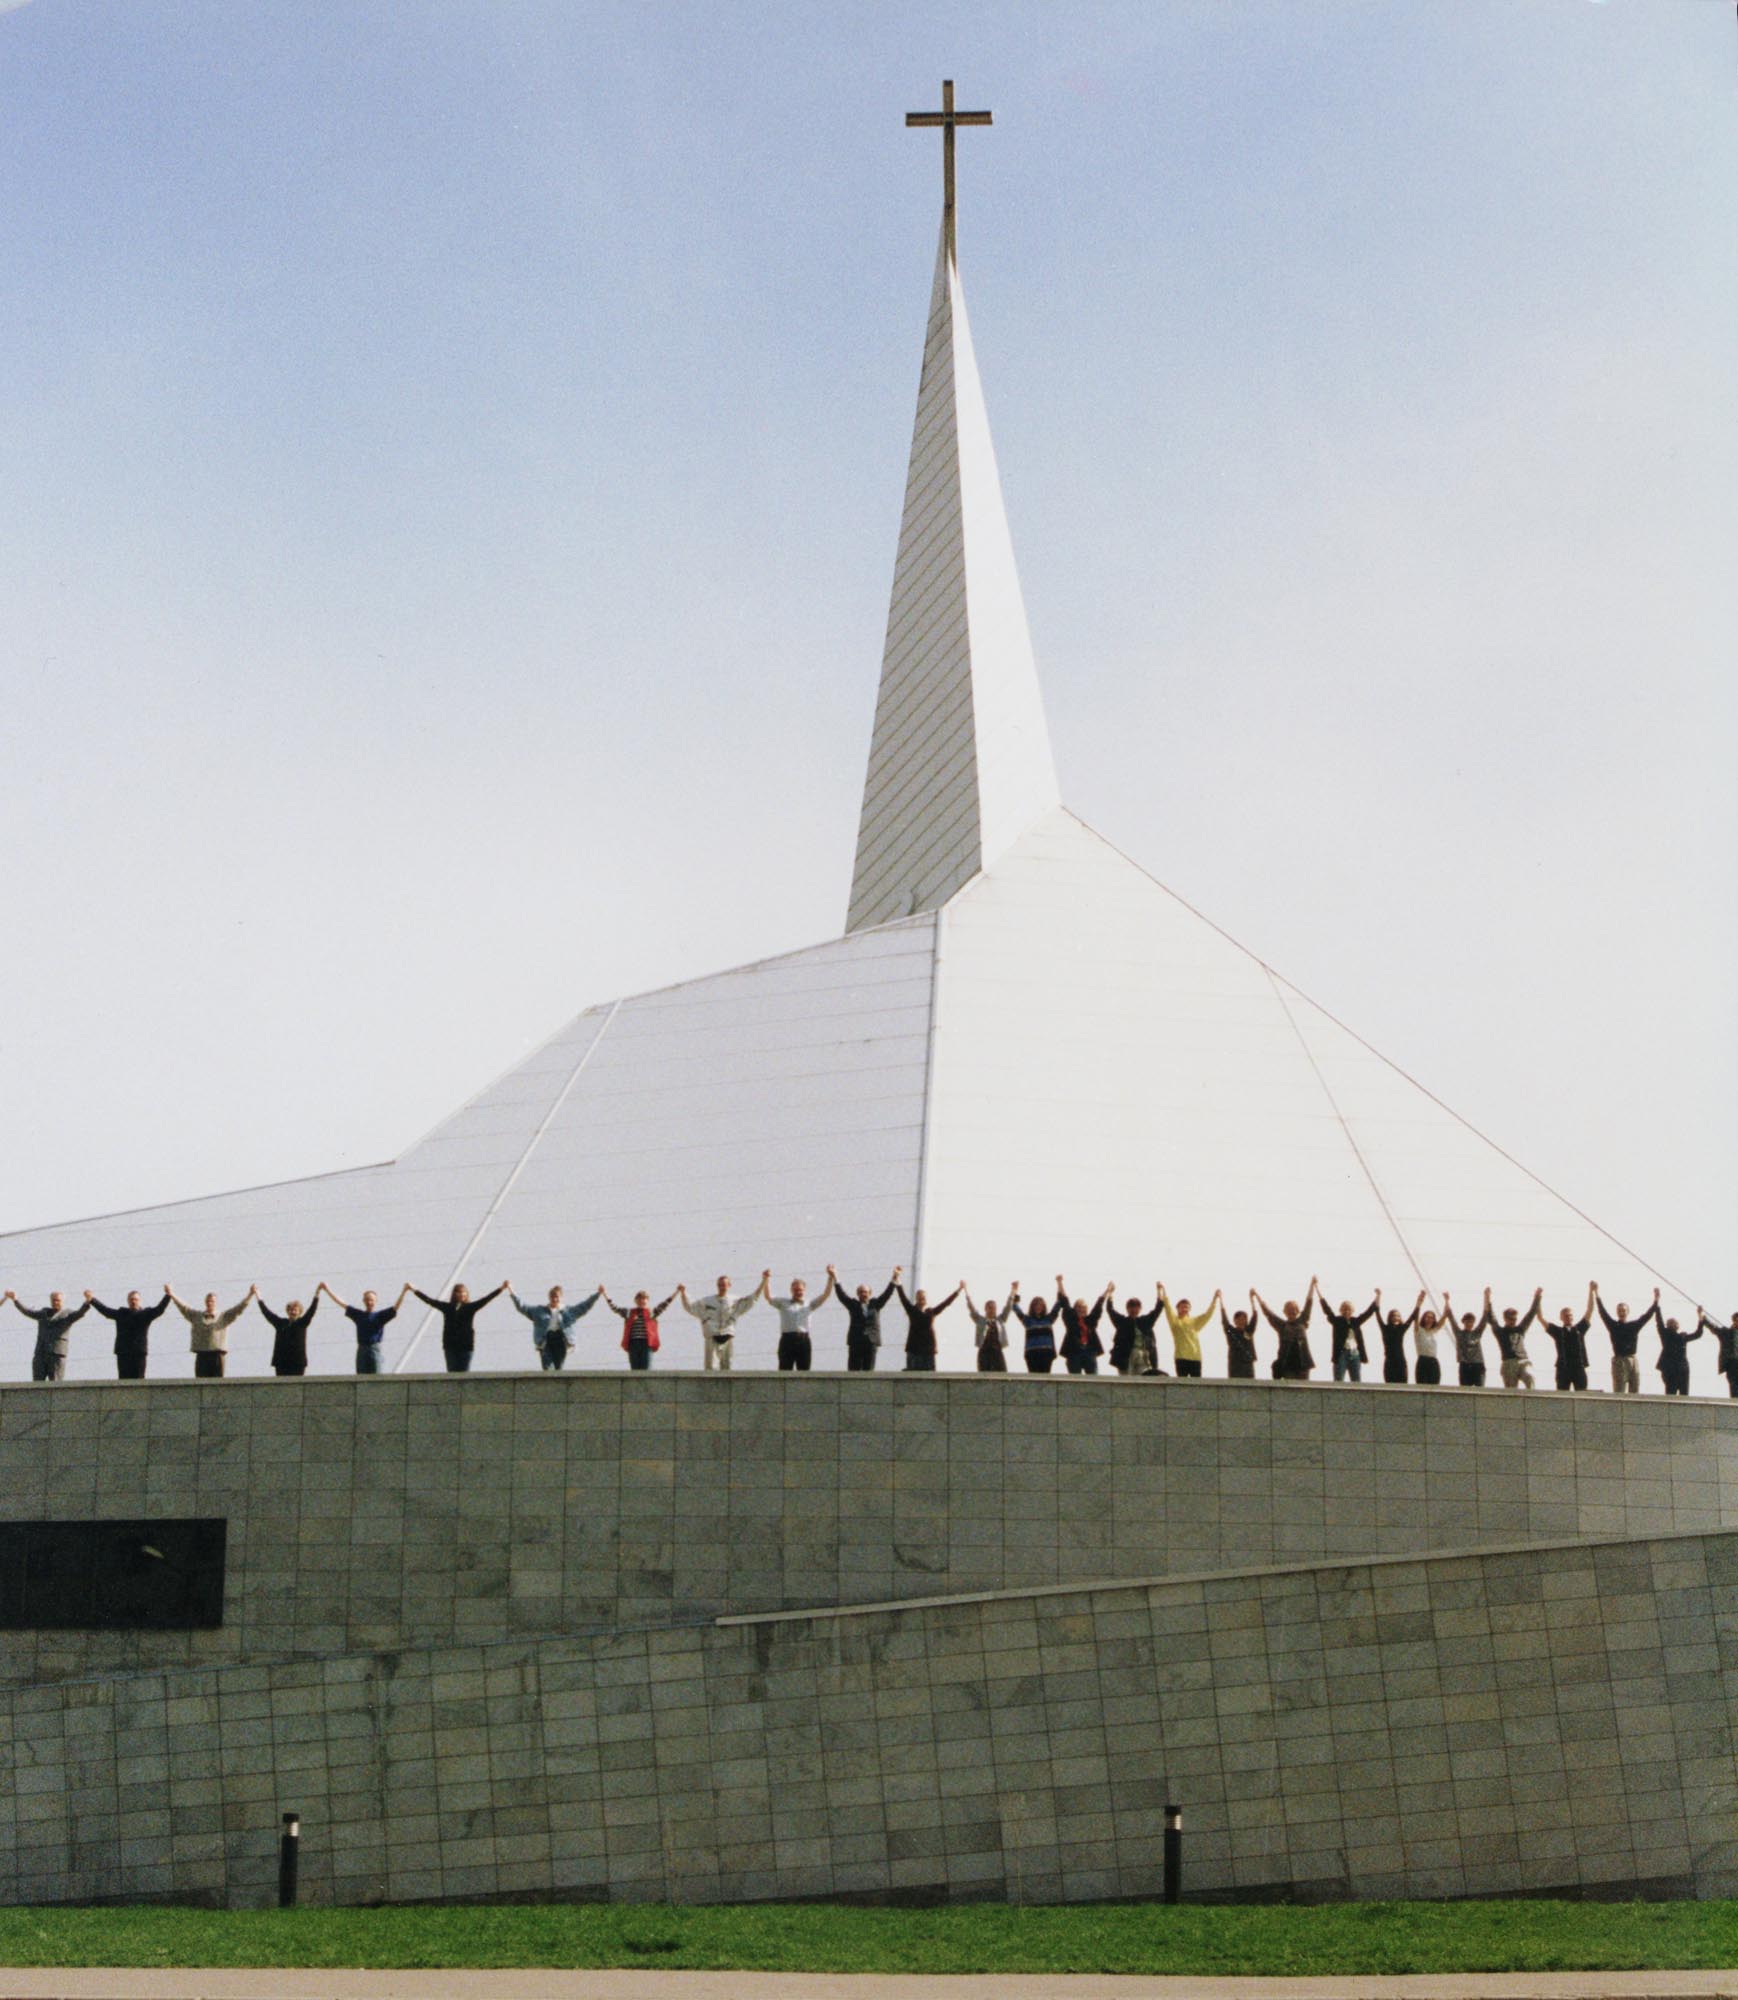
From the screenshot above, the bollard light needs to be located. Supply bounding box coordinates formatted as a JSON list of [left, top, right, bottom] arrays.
[[1163, 1801, 1182, 1905], [278, 1812, 301, 1909]]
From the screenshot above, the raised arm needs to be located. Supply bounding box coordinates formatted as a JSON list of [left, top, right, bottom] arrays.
[[1517, 1287, 1543, 1335], [1352, 1295, 1378, 1328], [318, 1280, 351, 1311], [653, 1292, 678, 1319], [934, 1285, 962, 1316], [409, 1287, 440, 1309], [88, 1297, 121, 1322], [473, 1282, 508, 1310], [217, 1287, 258, 1330]]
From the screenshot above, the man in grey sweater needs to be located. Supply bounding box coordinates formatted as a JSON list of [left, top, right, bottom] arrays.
[[5, 1290, 92, 1382], [169, 1285, 257, 1378]]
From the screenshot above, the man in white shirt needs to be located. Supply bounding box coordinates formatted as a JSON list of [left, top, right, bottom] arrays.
[[764, 1269, 835, 1373]]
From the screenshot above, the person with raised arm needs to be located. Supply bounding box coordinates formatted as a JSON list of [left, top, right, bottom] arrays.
[[1595, 1285, 1660, 1397], [318, 1282, 412, 1375], [1253, 1279, 1319, 1382], [1655, 1311, 1701, 1397], [5, 1288, 93, 1382], [408, 1280, 508, 1375], [1545, 1284, 1597, 1392], [1443, 1288, 1495, 1388], [764, 1268, 835, 1373], [257, 1292, 319, 1378], [894, 1280, 962, 1373], [835, 1267, 902, 1372], [677, 1273, 757, 1372], [510, 1282, 602, 1372], [964, 1287, 1010, 1374], [1221, 1300, 1259, 1380], [1007, 1284, 1063, 1375], [1376, 1292, 1426, 1385], [88, 1288, 172, 1381], [1411, 1305, 1444, 1385], [1159, 1284, 1221, 1380], [1493, 1288, 1545, 1390], [168, 1284, 257, 1379], [1703, 1309, 1738, 1398], [603, 1286, 677, 1372], [1106, 1289, 1166, 1377], [1056, 1277, 1111, 1377], [1319, 1291, 1379, 1384]]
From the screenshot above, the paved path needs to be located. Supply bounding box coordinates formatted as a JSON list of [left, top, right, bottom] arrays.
[[1, 1972, 1733, 2000]]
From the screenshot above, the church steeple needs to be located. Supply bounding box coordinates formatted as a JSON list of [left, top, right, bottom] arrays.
[[846, 117, 1060, 935]]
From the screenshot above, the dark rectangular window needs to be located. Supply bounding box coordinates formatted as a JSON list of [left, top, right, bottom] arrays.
[[0, 1519, 226, 1630]]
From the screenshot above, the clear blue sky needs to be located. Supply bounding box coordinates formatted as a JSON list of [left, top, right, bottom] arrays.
[[3, 2, 1735, 1325]]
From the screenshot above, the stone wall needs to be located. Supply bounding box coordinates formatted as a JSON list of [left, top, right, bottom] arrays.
[[4, 1373, 1736, 1689], [5, 1528, 1734, 1908]]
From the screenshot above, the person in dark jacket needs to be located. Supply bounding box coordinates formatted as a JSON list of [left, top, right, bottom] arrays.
[[1704, 1310, 1738, 1398], [604, 1288, 676, 1370], [1442, 1290, 1494, 1387], [409, 1281, 508, 1373], [1546, 1284, 1597, 1391], [836, 1269, 901, 1371], [1253, 1280, 1318, 1381], [1320, 1293, 1378, 1383], [1596, 1286, 1660, 1396], [1007, 1285, 1063, 1374], [1221, 1303, 1259, 1380], [1656, 1314, 1701, 1397], [894, 1283, 961, 1371], [1376, 1292, 1426, 1384], [1106, 1292, 1165, 1377], [1056, 1278, 1110, 1377], [88, 1289, 171, 1380], [318, 1282, 412, 1374], [5, 1289, 92, 1381], [258, 1294, 319, 1377]]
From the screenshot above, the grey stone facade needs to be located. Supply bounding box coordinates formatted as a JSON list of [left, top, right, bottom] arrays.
[[3, 1373, 1735, 1689], [4, 1528, 1734, 1908], [2, 1373, 1736, 1906]]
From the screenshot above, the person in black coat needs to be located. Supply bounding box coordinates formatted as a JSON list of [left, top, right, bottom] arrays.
[[1376, 1292, 1425, 1385], [258, 1294, 319, 1377], [1702, 1310, 1738, 1398], [894, 1283, 961, 1372], [1546, 1285, 1596, 1392], [1055, 1277, 1110, 1377], [409, 1281, 508, 1373], [89, 1289, 171, 1380], [1656, 1314, 1701, 1397]]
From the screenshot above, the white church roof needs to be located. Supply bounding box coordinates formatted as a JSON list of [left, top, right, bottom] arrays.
[[0, 150, 1700, 1380]]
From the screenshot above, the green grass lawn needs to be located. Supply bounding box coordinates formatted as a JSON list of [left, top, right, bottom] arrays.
[[0, 1900, 1735, 1974]]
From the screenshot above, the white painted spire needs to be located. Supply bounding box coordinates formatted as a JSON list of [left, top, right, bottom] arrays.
[[846, 219, 1060, 933]]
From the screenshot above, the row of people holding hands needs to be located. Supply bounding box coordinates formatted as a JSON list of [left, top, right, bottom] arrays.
[[7, 1270, 1733, 1395]]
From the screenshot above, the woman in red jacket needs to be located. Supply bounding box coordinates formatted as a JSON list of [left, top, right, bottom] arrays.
[[604, 1288, 676, 1371]]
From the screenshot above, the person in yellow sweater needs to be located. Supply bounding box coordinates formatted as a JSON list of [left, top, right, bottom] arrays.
[[1158, 1283, 1222, 1378]]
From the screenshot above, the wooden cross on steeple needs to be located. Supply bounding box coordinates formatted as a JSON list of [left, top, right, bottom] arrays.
[[906, 79, 992, 264]]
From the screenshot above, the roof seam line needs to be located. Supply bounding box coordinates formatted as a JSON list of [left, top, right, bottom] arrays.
[[391, 998, 624, 1374], [1265, 967, 1435, 1305]]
